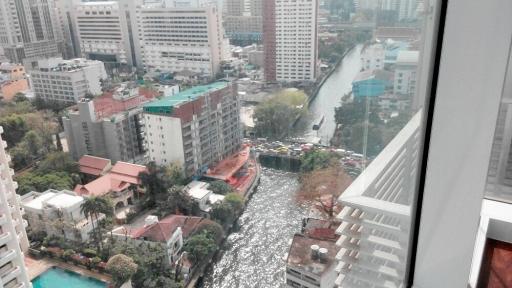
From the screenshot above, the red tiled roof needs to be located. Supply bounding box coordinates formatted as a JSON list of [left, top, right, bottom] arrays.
[[93, 87, 159, 119], [110, 162, 147, 185], [206, 146, 250, 181], [78, 155, 111, 176], [74, 161, 146, 196], [131, 215, 205, 243]]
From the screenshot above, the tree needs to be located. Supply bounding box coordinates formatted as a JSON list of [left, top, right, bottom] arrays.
[[22, 130, 43, 159], [253, 90, 308, 139], [13, 93, 28, 103], [183, 231, 217, 263], [157, 186, 200, 217], [224, 193, 244, 212], [0, 115, 28, 147], [139, 162, 173, 208], [37, 151, 79, 174], [16, 172, 74, 195], [106, 254, 138, 288], [209, 180, 233, 195], [166, 162, 186, 186], [210, 202, 235, 227], [300, 149, 334, 172], [334, 98, 381, 127], [345, 122, 384, 157], [192, 221, 224, 243], [80, 196, 113, 252]]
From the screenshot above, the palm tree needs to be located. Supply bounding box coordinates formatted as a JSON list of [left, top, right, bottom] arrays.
[[81, 196, 113, 252], [81, 197, 100, 251]]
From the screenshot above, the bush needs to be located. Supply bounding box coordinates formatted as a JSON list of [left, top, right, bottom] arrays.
[[62, 249, 75, 261], [209, 180, 233, 195], [82, 248, 97, 258]]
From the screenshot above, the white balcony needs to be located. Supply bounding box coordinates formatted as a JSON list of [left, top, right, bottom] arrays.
[[335, 111, 422, 288], [0, 249, 17, 267], [0, 266, 21, 283], [0, 233, 12, 246]]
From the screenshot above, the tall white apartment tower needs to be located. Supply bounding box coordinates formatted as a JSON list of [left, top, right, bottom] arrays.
[[0, 126, 32, 288], [0, 0, 64, 64], [138, 3, 226, 79], [263, 0, 318, 82]]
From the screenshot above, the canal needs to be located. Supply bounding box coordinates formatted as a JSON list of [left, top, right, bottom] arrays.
[[202, 45, 363, 287]]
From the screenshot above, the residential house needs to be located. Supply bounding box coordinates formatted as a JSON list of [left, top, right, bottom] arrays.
[[21, 189, 100, 242], [184, 181, 225, 217]]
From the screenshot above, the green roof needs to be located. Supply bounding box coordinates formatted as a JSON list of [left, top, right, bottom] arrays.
[[143, 81, 229, 115]]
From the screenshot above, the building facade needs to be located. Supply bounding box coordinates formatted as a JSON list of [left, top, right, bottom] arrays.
[[137, 4, 226, 79], [393, 50, 419, 96], [143, 81, 241, 175], [263, 0, 318, 82], [0, 0, 64, 64], [30, 57, 107, 104], [224, 0, 262, 44], [21, 189, 99, 242], [63, 83, 158, 163], [360, 44, 385, 71], [74, 1, 137, 68], [0, 126, 31, 288]]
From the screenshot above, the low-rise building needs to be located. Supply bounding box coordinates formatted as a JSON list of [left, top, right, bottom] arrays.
[[21, 189, 100, 242], [143, 81, 242, 176], [74, 161, 147, 213], [378, 93, 410, 111], [352, 69, 394, 98], [30, 57, 107, 104], [285, 234, 337, 288], [184, 181, 225, 216], [111, 215, 212, 264], [78, 155, 112, 179], [394, 50, 419, 96], [0, 63, 29, 101], [63, 83, 159, 162]]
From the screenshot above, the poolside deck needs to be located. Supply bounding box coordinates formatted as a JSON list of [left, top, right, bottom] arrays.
[[25, 256, 111, 283]]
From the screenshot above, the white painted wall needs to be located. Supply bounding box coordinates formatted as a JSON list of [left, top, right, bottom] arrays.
[[145, 113, 186, 166]]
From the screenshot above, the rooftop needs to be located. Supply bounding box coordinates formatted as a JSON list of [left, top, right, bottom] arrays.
[[353, 69, 394, 83], [286, 234, 337, 276], [205, 146, 250, 181], [185, 181, 211, 200], [302, 218, 340, 241], [91, 85, 159, 119], [22, 190, 84, 210], [396, 50, 420, 65], [78, 155, 111, 176], [143, 81, 229, 114], [130, 215, 208, 243]]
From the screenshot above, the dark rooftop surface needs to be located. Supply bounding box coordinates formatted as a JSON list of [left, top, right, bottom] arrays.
[[286, 234, 337, 276]]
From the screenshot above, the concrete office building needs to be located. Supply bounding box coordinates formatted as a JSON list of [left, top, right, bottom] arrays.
[[143, 81, 241, 175], [394, 50, 419, 96], [74, 1, 139, 68], [0, 126, 31, 288], [0, 0, 64, 64], [263, 0, 318, 82], [137, 3, 226, 79], [64, 83, 159, 163], [30, 57, 107, 104], [224, 0, 262, 44]]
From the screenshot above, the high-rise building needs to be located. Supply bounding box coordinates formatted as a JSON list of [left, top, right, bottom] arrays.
[[137, 3, 226, 79], [30, 57, 107, 104], [263, 0, 318, 82], [74, 0, 138, 68], [54, 0, 81, 59], [0, 126, 32, 288], [143, 81, 241, 175], [0, 0, 64, 64], [63, 83, 159, 163], [224, 0, 262, 44]]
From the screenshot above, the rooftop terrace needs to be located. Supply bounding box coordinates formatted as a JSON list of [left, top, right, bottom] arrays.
[[143, 81, 229, 114]]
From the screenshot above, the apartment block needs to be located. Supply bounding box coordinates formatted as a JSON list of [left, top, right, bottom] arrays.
[[74, 0, 138, 68], [393, 50, 419, 96], [30, 57, 107, 104], [20, 189, 100, 242], [263, 0, 318, 82], [143, 81, 241, 175], [224, 0, 262, 44], [360, 44, 385, 71], [63, 83, 159, 163], [137, 3, 226, 79], [0, 0, 64, 64], [334, 111, 421, 287], [0, 126, 31, 288]]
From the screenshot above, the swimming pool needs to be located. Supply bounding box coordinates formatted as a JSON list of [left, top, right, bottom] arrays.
[[32, 267, 107, 288]]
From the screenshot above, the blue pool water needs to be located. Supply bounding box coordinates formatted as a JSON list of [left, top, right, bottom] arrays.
[[32, 267, 107, 288]]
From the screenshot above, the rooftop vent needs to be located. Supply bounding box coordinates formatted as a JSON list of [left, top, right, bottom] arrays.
[[311, 244, 320, 260]]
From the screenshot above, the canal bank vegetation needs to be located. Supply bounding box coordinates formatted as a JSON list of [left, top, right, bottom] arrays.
[[297, 149, 353, 218], [253, 90, 308, 139], [319, 30, 372, 64]]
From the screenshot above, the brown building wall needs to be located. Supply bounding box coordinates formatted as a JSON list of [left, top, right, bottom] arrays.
[[262, 0, 276, 82]]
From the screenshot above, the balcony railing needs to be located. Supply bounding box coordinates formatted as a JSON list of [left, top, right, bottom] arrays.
[[335, 110, 422, 288]]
